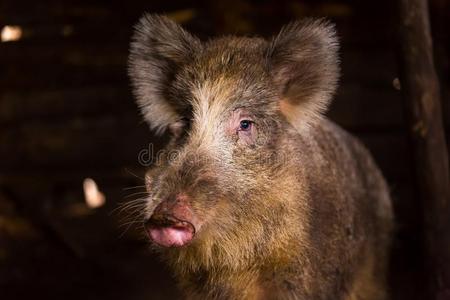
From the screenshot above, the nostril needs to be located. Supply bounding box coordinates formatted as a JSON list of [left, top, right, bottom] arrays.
[[145, 214, 180, 227]]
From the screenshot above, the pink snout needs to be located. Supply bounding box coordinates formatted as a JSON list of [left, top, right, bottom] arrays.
[[145, 195, 198, 247]]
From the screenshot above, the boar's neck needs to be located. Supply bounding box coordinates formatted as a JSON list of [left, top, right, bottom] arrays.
[[178, 263, 312, 300]]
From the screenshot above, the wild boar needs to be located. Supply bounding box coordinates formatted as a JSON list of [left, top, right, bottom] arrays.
[[128, 14, 394, 300]]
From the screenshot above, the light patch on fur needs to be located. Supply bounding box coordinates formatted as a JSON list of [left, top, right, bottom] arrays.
[[279, 97, 323, 133], [190, 78, 235, 151]]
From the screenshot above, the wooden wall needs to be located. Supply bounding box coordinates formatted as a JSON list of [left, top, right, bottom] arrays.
[[0, 1, 448, 299]]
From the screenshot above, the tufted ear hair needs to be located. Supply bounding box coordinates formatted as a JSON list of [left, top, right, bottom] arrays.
[[266, 19, 339, 130], [128, 14, 202, 134]]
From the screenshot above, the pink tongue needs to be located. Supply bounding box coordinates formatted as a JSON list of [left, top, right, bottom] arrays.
[[149, 226, 193, 247]]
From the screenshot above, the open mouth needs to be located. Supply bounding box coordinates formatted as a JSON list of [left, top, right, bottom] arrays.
[[145, 218, 195, 247]]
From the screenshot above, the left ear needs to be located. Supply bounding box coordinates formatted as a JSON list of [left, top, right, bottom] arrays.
[[128, 14, 202, 134], [266, 19, 340, 129]]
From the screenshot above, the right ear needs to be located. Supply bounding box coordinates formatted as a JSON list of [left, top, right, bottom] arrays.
[[266, 19, 339, 130], [128, 14, 201, 134]]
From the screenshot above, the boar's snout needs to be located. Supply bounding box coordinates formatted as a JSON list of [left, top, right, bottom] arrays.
[[145, 194, 199, 248]]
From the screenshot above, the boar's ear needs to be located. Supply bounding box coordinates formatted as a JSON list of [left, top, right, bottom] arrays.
[[266, 19, 339, 129], [128, 14, 201, 134]]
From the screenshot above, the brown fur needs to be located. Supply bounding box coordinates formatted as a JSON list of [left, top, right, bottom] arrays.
[[128, 14, 394, 300]]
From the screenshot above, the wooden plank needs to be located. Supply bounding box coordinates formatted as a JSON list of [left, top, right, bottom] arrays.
[[0, 41, 128, 66], [0, 1, 405, 46], [330, 84, 404, 129], [0, 64, 126, 90], [0, 115, 156, 169], [0, 2, 149, 25], [397, 0, 450, 298], [0, 87, 134, 124]]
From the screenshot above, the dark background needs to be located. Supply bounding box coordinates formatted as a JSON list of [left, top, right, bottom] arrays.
[[0, 1, 449, 299]]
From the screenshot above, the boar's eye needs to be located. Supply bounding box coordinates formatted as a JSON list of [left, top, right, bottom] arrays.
[[230, 111, 257, 145], [239, 120, 253, 131], [237, 119, 256, 144]]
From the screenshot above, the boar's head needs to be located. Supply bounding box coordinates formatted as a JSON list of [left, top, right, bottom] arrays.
[[128, 14, 339, 272]]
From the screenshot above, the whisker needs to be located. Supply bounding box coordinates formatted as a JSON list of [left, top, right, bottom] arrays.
[[109, 197, 147, 216], [118, 219, 146, 238], [124, 168, 145, 180], [123, 185, 146, 191], [124, 191, 149, 199]]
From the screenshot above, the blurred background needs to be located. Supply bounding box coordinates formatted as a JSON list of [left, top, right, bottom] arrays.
[[0, 0, 449, 299]]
